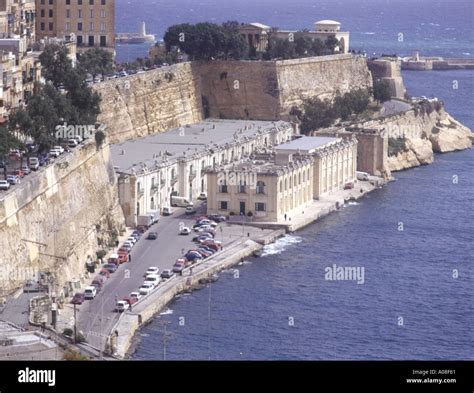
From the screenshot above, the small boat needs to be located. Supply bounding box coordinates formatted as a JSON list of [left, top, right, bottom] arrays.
[[253, 249, 263, 257]]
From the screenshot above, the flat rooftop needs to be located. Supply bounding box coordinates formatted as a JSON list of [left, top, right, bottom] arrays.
[[111, 119, 291, 174], [275, 136, 341, 153]]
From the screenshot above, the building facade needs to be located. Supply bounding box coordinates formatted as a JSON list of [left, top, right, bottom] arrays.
[[240, 19, 350, 54], [111, 120, 295, 226], [35, 0, 115, 50], [207, 153, 314, 221]]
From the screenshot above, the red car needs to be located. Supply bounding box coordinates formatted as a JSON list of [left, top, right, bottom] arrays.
[[11, 169, 24, 178], [123, 296, 138, 306], [71, 293, 85, 305], [118, 247, 130, 255], [99, 269, 110, 279], [118, 253, 129, 264], [344, 182, 354, 190]]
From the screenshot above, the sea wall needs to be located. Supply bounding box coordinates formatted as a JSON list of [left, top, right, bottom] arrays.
[[0, 142, 125, 295], [94, 62, 204, 144]]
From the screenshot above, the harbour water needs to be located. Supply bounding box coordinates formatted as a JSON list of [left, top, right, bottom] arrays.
[[125, 0, 474, 360]]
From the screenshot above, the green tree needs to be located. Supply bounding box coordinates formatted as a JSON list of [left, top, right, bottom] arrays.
[[78, 48, 114, 78], [294, 33, 312, 57], [222, 21, 249, 60], [324, 35, 339, 54], [39, 44, 74, 88], [310, 38, 325, 56], [373, 79, 392, 103]]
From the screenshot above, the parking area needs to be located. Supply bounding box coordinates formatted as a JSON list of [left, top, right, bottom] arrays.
[[73, 200, 263, 348]]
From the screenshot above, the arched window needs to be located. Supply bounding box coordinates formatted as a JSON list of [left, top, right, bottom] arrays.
[[137, 181, 141, 192], [256, 181, 265, 194], [285, 178, 288, 191], [171, 168, 175, 179], [294, 175, 297, 187], [150, 197, 155, 210], [241, 146, 245, 156], [298, 173, 301, 185]]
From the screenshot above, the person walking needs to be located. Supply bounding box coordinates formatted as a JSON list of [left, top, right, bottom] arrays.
[[284, 213, 287, 222]]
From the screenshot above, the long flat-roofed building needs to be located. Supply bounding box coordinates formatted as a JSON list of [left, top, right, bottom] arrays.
[[110, 119, 295, 226]]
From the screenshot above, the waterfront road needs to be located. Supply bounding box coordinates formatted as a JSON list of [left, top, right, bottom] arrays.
[[75, 202, 257, 350]]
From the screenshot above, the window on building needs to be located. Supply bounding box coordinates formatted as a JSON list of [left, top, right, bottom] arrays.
[[66, 0, 70, 4], [100, 10, 106, 18], [279, 180, 283, 193], [77, 35, 83, 45], [218, 201, 228, 210], [89, 9, 94, 18], [218, 181, 228, 193], [150, 197, 155, 210], [66, 9, 70, 18], [136, 202, 140, 217], [88, 35, 94, 46], [137, 182, 141, 193], [101, 0, 106, 5], [100, 35, 106, 46], [238, 181, 246, 194], [78, 0, 83, 5], [221, 153, 224, 163], [89, 21, 94, 31], [78, 9, 82, 18], [65, 22, 71, 31], [100, 21, 105, 31], [49, 0, 53, 4], [41, 0, 45, 5], [256, 181, 265, 194], [40, 10, 45, 17], [77, 22, 83, 31], [89, 0, 94, 4], [49, 10, 53, 17], [49, 22, 53, 31], [40, 22, 45, 31], [255, 203, 266, 212]]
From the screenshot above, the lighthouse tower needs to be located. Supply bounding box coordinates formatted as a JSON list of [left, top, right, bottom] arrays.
[[140, 21, 146, 37]]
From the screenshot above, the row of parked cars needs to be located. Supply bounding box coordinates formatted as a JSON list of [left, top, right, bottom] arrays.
[[0, 135, 87, 191], [70, 229, 143, 306]]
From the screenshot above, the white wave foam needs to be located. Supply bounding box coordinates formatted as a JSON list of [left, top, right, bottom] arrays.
[[159, 308, 173, 315], [362, 32, 375, 35], [261, 235, 303, 257], [346, 201, 360, 206]]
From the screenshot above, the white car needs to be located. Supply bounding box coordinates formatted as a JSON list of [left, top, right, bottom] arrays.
[[185, 205, 196, 214], [49, 149, 61, 158], [123, 240, 134, 249], [126, 236, 137, 245], [145, 267, 159, 276], [130, 291, 142, 301], [195, 224, 214, 233], [139, 283, 154, 295], [116, 300, 129, 312], [180, 227, 191, 235], [0, 180, 10, 190], [198, 192, 207, 200], [53, 145, 64, 154], [144, 274, 161, 288]]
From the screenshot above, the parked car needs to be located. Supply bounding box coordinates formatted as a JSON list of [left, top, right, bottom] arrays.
[[139, 283, 154, 295], [99, 269, 111, 279], [11, 169, 24, 178], [129, 292, 142, 302], [161, 206, 173, 216], [53, 145, 65, 154], [172, 262, 185, 273], [208, 215, 226, 223], [199, 245, 216, 254], [28, 157, 40, 171], [108, 254, 120, 265], [66, 139, 78, 148], [180, 227, 191, 235], [123, 296, 138, 306], [200, 241, 221, 251], [146, 232, 158, 240], [21, 165, 31, 175], [91, 279, 104, 291], [161, 269, 174, 279], [344, 182, 354, 190], [6, 175, 21, 185], [198, 192, 207, 200], [84, 286, 97, 299], [49, 149, 61, 158], [118, 246, 130, 255], [121, 243, 132, 252], [123, 240, 134, 249], [116, 300, 129, 312], [103, 263, 118, 273], [0, 180, 10, 190], [131, 231, 141, 240], [196, 248, 212, 258], [38, 154, 50, 166], [145, 267, 159, 276], [194, 224, 215, 233], [118, 253, 129, 264], [144, 274, 161, 288], [126, 236, 137, 245], [71, 293, 85, 305], [193, 234, 213, 243], [185, 205, 196, 215]]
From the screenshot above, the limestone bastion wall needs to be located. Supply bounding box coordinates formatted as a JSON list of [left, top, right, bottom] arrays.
[[0, 142, 125, 295]]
